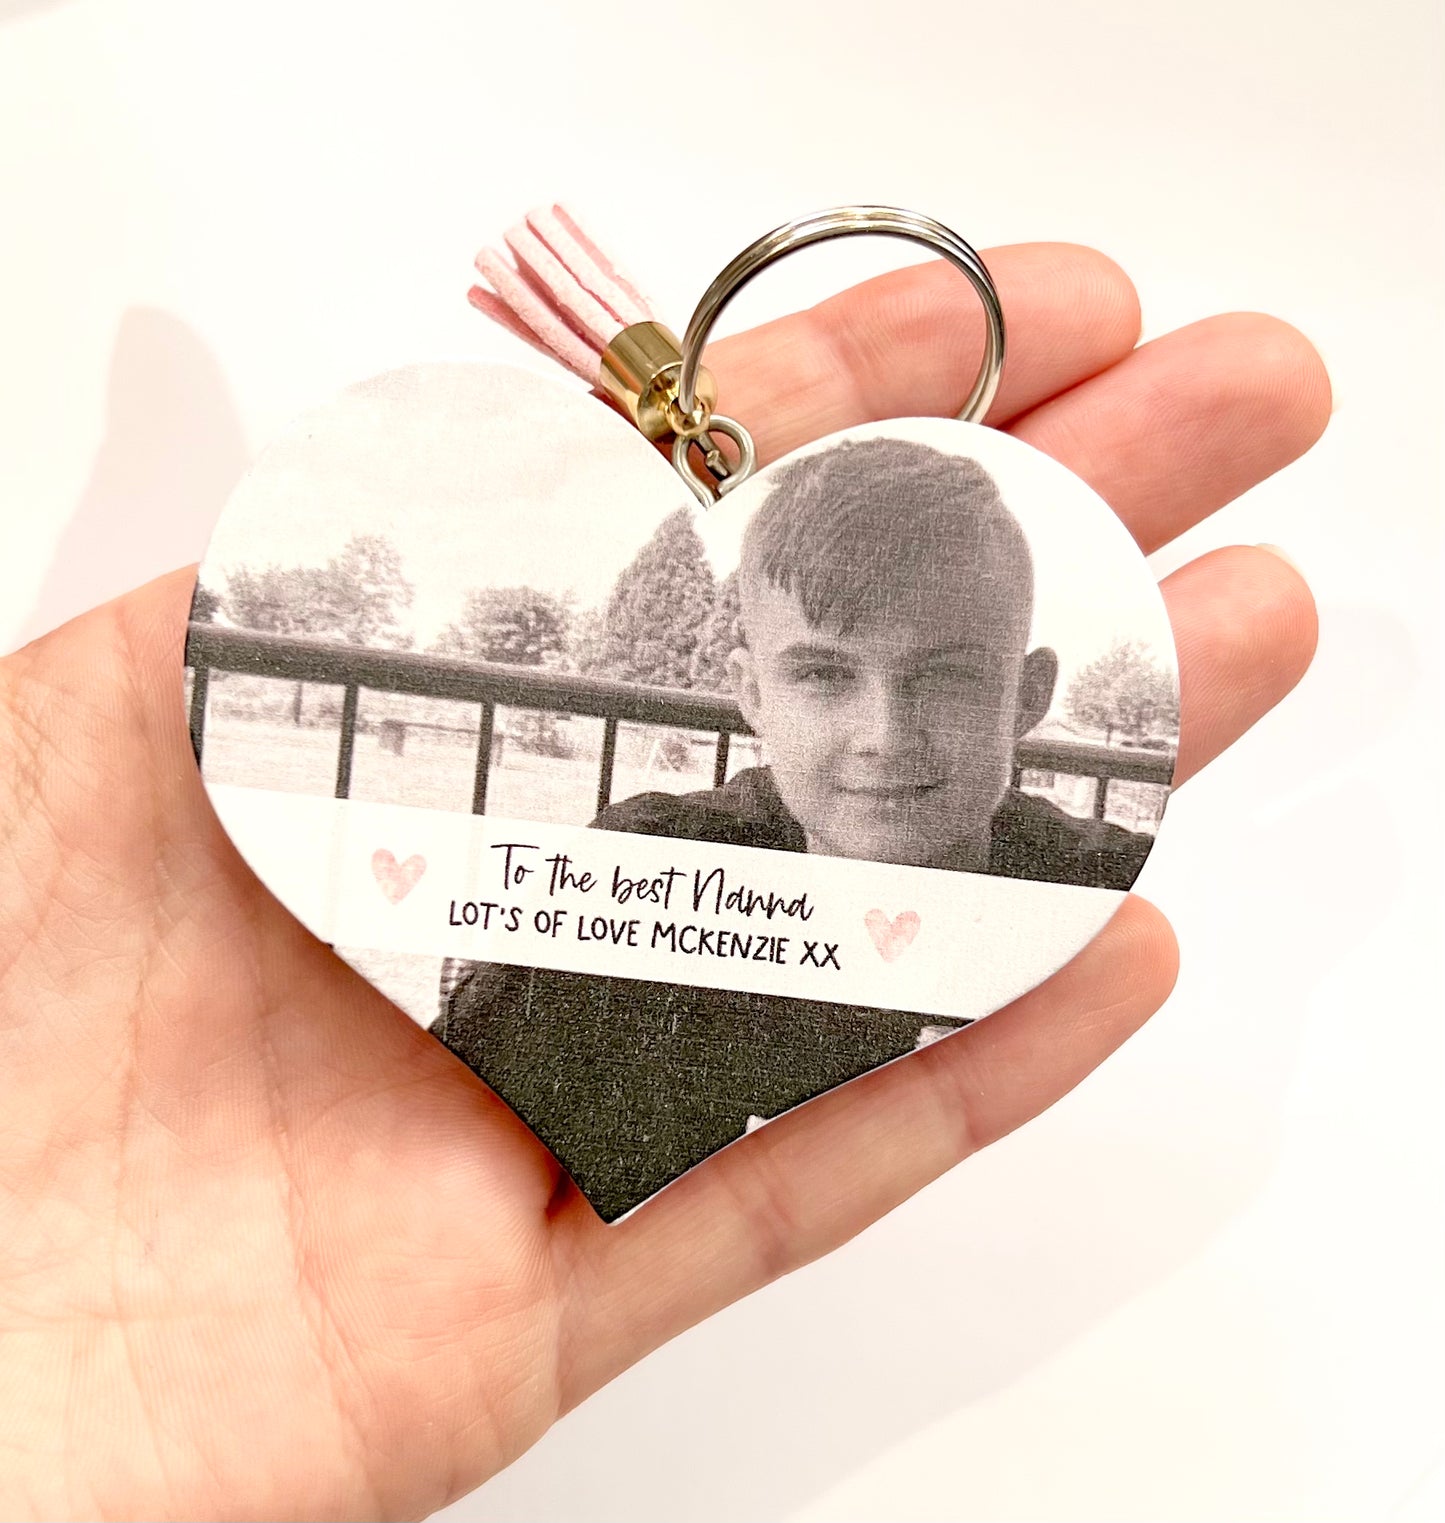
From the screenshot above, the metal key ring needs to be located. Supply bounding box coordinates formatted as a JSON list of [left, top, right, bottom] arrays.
[[674, 206, 1006, 502]]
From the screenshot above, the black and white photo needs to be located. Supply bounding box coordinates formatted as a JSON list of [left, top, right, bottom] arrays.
[[186, 365, 1179, 1216]]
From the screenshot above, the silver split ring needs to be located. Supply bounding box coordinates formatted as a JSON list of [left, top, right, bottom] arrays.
[[674, 206, 1007, 502]]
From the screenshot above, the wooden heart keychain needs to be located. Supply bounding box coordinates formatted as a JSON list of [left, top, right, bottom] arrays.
[[186, 205, 1178, 1220]]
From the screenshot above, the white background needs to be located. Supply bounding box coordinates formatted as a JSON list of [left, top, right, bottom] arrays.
[[2, 2, 1441, 1519]]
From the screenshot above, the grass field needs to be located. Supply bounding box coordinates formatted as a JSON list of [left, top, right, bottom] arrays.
[[200, 710, 753, 818]]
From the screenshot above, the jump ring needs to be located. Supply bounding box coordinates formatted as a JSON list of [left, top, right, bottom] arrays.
[[672, 416, 756, 507]]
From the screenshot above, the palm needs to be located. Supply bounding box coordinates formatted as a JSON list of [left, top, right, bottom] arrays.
[[0, 245, 1326, 1521]]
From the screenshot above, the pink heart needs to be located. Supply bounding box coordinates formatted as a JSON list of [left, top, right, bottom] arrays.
[[372, 849, 426, 904], [865, 909, 921, 962]]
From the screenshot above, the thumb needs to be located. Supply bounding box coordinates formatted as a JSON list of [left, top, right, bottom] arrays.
[[6, 563, 203, 802], [2, 566, 246, 929]]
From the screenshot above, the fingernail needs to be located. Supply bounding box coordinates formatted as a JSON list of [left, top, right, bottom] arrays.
[[1256, 543, 1303, 575]]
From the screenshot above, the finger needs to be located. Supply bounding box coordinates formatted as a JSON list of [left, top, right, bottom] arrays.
[[554, 544, 1318, 1400], [556, 895, 1177, 1408], [1009, 311, 1332, 553], [3, 565, 207, 831], [0, 568, 291, 1011], [1166, 544, 1318, 785], [708, 242, 1142, 461], [1, 573, 558, 1196]]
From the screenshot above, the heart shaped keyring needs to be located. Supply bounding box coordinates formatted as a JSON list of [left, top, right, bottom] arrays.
[[186, 206, 1178, 1220]]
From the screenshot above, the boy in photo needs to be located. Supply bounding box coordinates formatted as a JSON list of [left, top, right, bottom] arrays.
[[594, 436, 1151, 889], [433, 438, 1159, 1219]]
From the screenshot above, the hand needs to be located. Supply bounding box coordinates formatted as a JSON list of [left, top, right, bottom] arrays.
[[0, 246, 1326, 1520]]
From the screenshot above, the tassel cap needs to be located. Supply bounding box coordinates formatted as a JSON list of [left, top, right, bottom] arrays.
[[598, 322, 718, 442]]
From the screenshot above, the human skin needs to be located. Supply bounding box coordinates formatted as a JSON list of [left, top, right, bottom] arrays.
[[0, 244, 1327, 1520], [728, 558, 1058, 867]]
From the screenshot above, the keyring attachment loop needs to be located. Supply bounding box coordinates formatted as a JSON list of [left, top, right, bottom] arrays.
[[671, 416, 757, 506], [674, 206, 1006, 503]]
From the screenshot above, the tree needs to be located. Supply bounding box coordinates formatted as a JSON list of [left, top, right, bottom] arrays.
[[689, 571, 741, 693], [223, 534, 414, 725], [433, 587, 574, 759], [564, 604, 606, 675], [224, 564, 309, 636], [307, 534, 414, 649], [593, 509, 717, 688], [223, 534, 413, 646], [191, 584, 222, 623], [433, 586, 571, 667], [1065, 641, 1179, 745]]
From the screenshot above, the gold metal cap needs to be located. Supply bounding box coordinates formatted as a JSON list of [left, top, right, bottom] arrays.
[[598, 322, 718, 442]]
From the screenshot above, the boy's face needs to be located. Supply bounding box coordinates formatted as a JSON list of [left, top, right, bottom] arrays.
[[729, 557, 1053, 868]]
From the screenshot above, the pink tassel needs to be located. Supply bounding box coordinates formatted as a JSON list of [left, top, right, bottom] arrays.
[[469, 204, 658, 381]]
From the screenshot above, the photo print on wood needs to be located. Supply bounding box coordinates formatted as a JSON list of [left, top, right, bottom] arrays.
[[186, 363, 1178, 1220]]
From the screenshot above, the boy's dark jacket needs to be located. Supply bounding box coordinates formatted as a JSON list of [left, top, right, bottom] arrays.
[[432, 767, 1151, 1220]]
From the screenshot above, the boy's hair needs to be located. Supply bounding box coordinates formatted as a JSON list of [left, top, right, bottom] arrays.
[[739, 437, 1033, 635]]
